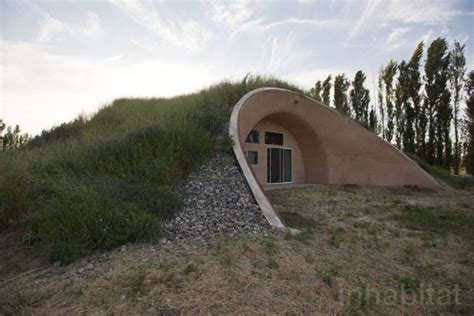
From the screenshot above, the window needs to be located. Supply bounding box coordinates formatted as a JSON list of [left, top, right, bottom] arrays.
[[265, 132, 284, 145], [245, 130, 259, 143], [246, 151, 258, 165]]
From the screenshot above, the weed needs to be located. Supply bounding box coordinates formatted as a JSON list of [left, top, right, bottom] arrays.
[[284, 231, 293, 240], [220, 252, 233, 267], [349, 283, 375, 311], [294, 228, 314, 243], [459, 258, 474, 267], [327, 227, 345, 248], [0, 287, 31, 315], [264, 240, 278, 256], [399, 276, 420, 293], [267, 257, 279, 269], [401, 243, 418, 264], [320, 266, 339, 287], [303, 252, 314, 264], [183, 263, 197, 275], [119, 271, 147, 298]]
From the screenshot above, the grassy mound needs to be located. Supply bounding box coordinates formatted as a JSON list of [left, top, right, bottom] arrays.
[[0, 76, 304, 262]]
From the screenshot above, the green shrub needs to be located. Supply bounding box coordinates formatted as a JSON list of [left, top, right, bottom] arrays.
[[400, 276, 420, 293]]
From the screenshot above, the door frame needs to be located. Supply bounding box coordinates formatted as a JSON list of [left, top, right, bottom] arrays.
[[266, 146, 293, 185]]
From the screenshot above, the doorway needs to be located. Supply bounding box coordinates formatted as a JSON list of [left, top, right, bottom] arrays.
[[267, 147, 292, 184]]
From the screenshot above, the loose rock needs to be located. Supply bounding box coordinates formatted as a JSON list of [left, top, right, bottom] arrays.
[[165, 152, 272, 241]]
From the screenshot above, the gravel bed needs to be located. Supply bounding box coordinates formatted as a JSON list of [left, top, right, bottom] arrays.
[[164, 152, 272, 241]]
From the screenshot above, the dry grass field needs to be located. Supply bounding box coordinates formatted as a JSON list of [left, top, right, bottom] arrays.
[[1, 184, 473, 315]]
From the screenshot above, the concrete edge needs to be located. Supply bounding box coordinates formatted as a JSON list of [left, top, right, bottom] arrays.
[[229, 88, 286, 229]]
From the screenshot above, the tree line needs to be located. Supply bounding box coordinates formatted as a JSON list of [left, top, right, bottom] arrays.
[[309, 37, 474, 175]]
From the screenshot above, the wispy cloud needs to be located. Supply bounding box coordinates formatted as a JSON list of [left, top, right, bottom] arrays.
[[385, 27, 412, 50], [349, 0, 382, 39], [348, 0, 462, 40], [243, 17, 348, 32], [111, 0, 212, 51], [209, 0, 254, 31], [29, 2, 104, 43], [386, 1, 462, 25]]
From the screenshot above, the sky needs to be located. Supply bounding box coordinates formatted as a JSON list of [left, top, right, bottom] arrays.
[[1, 0, 473, 136]]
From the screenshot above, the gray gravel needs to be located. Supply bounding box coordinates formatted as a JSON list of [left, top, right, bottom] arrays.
[[164, 152, 272, 241]]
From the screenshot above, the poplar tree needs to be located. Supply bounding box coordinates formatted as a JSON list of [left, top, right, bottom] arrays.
[[465, 70, 474, 174], [377, 66, 386, 139], [369, 106, 379, 134], [310, 80, 323, 102], [424, 37, 451, 165], [382, 61, 397, 144], [334, 73, 351, 116], [322, 75, 332, 106], [350, 70, 371, 126], [395, 61, 409, 150], [448, 41, 466, 174], [406, 42, 425, 156]]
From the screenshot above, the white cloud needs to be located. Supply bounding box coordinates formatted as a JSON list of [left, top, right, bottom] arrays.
[[81, 11, 104, 39], [0, 41, 222, 135], [37, 15, 72, 42], [111, 0, 212, 51]]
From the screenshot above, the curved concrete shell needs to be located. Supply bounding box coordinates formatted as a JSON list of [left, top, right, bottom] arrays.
[[229, 88, 439, 228]]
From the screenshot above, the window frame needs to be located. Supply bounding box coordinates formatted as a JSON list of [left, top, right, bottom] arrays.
[[245, 130, 260, 144], [245, 150, 259, 165], [264, 131, 284, 146]]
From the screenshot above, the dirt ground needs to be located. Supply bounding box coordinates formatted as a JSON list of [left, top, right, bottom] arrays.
[[1, 184, 473, 315]]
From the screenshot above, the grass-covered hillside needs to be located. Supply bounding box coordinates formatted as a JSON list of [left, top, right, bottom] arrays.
[[0, 76, 304, 263]]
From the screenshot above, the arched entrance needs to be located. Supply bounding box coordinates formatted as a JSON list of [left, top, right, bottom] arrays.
[[241, 112, 328, 187]]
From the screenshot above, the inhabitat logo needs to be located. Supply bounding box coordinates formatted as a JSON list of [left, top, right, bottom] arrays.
[[338, 283, 462, 307]]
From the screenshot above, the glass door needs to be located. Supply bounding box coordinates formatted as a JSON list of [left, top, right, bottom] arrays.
[[267, 148, 292, 184]]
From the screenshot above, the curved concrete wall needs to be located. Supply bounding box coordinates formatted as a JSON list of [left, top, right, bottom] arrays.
[[229, 88, 439, 228]]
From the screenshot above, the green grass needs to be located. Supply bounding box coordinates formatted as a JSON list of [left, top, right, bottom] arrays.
[[0, 75, 305, 263], [394, 205, 474, 243], [408, 153, 474, 189]]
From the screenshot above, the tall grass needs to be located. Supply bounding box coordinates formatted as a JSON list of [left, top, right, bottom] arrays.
[[407, 153, 474, 189], [0, 75, 305, 262]]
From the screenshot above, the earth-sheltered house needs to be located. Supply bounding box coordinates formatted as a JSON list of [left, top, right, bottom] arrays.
[[229, 88, 439, 228]]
